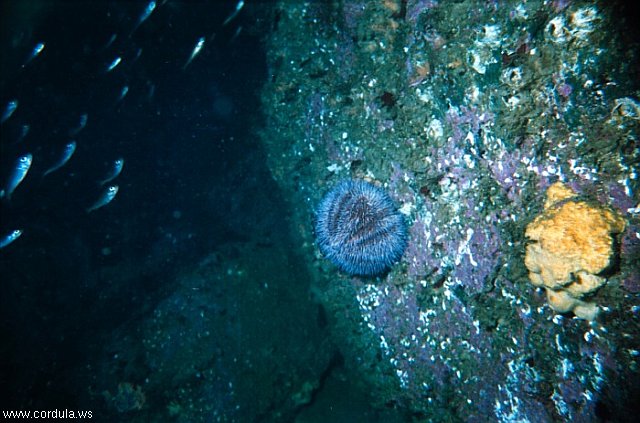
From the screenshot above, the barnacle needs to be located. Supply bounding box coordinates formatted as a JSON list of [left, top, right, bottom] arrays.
[[610, 97, 640, 122]]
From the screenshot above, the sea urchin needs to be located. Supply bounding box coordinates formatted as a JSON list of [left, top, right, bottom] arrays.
[[315, 179, 407, 276]]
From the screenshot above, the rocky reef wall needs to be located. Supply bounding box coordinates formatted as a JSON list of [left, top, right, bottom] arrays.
[[259, 1, 639, 421]]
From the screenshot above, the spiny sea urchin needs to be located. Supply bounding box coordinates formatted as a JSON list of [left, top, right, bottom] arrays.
[[315, 179, 407, 276]]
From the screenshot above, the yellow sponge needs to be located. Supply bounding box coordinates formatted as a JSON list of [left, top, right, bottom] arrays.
[[524, 182, 625, 320]]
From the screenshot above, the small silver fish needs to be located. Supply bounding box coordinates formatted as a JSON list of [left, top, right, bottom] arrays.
[[87, 185, 119, 213], [223, 0, 244, 26], [106, 56, 122, 72], [117, 85, 129, 102], [23, 42, 45, 66], [183, 37, 206, 70], [147, 82, 156, 100], [104, 33, 117, 49], [0, 229, 23, 249], [3, 153, 32, 200], [1, 99, 18, 124], [131, 1, 156, 36], [17, 124, 30, 143], [69, 113, 88, 136], [230, 26, 243, 43], [133, 48, 143, 62], [43, 141, 76, 176], [99, 158, 124, 185], [139, 1, 156, 23]]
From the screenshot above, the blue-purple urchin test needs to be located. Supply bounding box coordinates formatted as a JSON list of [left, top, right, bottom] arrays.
[[315, 179, 407, 276]]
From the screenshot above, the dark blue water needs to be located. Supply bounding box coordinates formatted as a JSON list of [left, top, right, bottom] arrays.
[[0, 1, 292, 419]]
